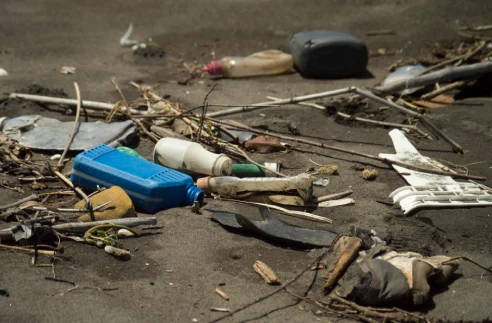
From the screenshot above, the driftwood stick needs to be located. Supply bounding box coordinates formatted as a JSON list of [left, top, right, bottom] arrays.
[[0, 194, 38, 211], [206, 88, 352, 118], [9, 93, 142, 114], [373, 61, 492, 95], [205, 118, 484, 180], [52, 217, 157, 233]]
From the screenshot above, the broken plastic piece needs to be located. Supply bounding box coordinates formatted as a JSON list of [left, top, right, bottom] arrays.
[[1, 115, 136, 151], [120, 23, 139, 47], [380, 129, 492, 214], [210, 207, 338, 248]]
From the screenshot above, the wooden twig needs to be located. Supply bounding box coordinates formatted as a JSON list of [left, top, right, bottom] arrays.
[[0, 244, 56, 256], [206, 87, 352, 118], [314, 190, 353, 204], [111, 79, 159, 142], [0, 194, 38, 211], [366, 30, 395, 36], [53, 170, 95, 220], [205, 118, 484, 180], [215, 288, 229, 301], [57, 82, 82, 169], [420, 81, 465, 100], [197, 83, 217, 142], [8, 93, 141, 115]]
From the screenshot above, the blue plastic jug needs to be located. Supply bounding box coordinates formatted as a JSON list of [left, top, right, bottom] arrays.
[[70, 144, 204, 214]]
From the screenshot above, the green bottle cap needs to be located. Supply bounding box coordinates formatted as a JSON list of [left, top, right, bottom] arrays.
[[117, 146, 145, 159], [231, 164, 266, 177]]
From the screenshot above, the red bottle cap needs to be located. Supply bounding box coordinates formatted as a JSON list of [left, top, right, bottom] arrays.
[[203, 60, 223, 76]]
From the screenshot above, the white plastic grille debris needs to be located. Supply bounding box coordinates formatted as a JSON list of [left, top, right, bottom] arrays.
[[380, 129, 492, 214]]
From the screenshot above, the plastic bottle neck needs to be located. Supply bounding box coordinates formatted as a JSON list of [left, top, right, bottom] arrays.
[[203, 60, 223, 76], [187, 185, 204, 205]]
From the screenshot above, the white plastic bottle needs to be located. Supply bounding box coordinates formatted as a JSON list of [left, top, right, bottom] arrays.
[[203, 50, 294, 78], [153, 138, 233, 176], [196, 173, 313, 201]]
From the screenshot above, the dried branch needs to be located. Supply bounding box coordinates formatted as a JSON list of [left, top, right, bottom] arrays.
[[205, 118, 484, 180], [57, 82, 82, 169]]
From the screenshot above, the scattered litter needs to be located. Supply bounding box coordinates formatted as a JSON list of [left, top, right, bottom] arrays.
[[215, 288, 229, 300], [1, 116, 136, 151], [197, 173, 313, 201], [117, 229, 135, 237], [0, 68, 8, 76], [154, 138, 233, 176], [71, 145, 204, 213], [380, 129, 492, 214], [361, 169, 378, 181], [219, 120, 256, 143], [285, 30, 368, 78], [203, 50, 293, 78], [253, 260, 280, 285], [312, 178, 329, 187], [50, 154, 61, 160], [59, 66, 76, 74], [120, 23, 139, 47], [210, 207, 337, 248], [104, 245, 131, 258], [11, 224, 32, 241]]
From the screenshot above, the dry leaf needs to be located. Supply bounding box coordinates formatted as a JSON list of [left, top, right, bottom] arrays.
[[411, 100, 447, 109], [244, 136, 284, 153], [431, 94, 455, 104], [253, 260, 280, 285]]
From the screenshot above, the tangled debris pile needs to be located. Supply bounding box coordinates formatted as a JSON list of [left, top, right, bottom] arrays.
[[2, 26, 492, 323]]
